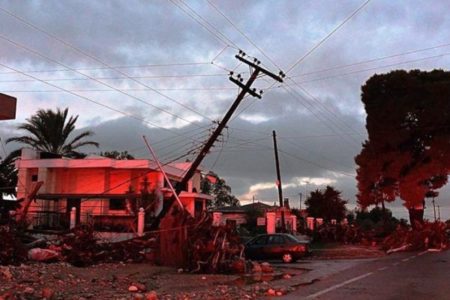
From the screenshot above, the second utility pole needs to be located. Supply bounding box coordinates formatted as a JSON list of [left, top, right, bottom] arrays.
[[273, 130, 286, 232]]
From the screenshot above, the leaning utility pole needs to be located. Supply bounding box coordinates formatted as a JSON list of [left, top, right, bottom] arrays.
[[152, 52, 284, 268], [175, 51, 284, 195], [272, 130, 286, 232]]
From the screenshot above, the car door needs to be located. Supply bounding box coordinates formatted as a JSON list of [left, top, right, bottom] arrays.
[[245, 235, 268, 259], [265, 234, 287, 259]]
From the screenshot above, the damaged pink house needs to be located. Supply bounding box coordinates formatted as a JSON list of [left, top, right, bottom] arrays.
[[15, 149, 213, 231]]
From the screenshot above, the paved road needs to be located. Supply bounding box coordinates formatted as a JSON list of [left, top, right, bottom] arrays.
[[280, 250, 450, 299]]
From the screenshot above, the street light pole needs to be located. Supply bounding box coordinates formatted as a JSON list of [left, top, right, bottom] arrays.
[[432, 197, 437, 222], [299, 192, 302, 211]]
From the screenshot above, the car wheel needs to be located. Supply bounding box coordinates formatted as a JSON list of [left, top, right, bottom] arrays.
[[282, 253, 293, 263]]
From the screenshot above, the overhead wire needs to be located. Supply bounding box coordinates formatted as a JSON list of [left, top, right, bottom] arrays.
[[0, 33, 208, 126], [168, 0, 238, 49], [0, 1, 372, 180], [288, 51, 450, 84], [0, 61, 209, 143], [0, 73, 228, 83], [206, 0, 282, 71], [282, 85, 361, 148], [0, 61, 212, 75], [291, 42, 450, 78], [0, 6, 216, 123], [0, 87, 237, 93], [285, 0, 373, 74]]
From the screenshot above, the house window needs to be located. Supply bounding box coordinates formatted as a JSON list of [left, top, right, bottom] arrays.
[[109, 198, 126, 210], [31, 174, 38, 182]]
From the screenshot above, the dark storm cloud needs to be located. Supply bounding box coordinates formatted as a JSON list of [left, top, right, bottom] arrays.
[[2, 0, 450, 215]]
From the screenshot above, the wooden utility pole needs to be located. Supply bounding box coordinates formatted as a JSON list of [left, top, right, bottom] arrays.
[[432, 197, 437, 222], [152, 52, 283, 267], [176, 52, 284, 195], [272, 130, 286, 232]]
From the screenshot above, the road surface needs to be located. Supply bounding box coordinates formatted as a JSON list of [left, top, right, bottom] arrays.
[[280, 249, 450, 299]]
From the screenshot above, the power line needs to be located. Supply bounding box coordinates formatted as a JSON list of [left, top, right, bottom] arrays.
[[206, 0, 282, 71], [279, 135, 353, 172], [0, 34, 209, 126], [0, 6, 215, 122], [291, 42, 450, 78], [282, 85, 361, 149], [0, 61, 207, 143], [0, 62, 212, 75], [0, 87, 236, 93], [0, 73, 228, 83], [223, 135, 356, 178], [168, 0, 238, 49], [292, 81, 362, 141], [288, 51, 450, 84], [285, 0, 372, 74]]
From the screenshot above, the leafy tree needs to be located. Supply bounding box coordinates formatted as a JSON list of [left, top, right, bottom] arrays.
[[355, 70, 450, 226], [99, 150, 134, 160], [201, 172, 239, 208], [7, 108, 99, 158], [0, 154, 17, 199], [305, 186, 347, 222], [243, 206, 265, 234], [355, 207, 400, 236]]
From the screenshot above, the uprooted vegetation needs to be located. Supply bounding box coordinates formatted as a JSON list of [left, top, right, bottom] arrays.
[[0, 223, 158, 267], [381, 221, 449, 253], [308, 219, 449, 254], [0, 214, 249, 274], [0, 225, 27, 265]]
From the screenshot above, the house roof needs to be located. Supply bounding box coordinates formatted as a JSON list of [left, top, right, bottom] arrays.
[[15, 149, 192, 180], [213, 201, 275, 213]]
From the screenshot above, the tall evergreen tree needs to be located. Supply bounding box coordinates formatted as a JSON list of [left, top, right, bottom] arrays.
[[355, 69, 450, 226]]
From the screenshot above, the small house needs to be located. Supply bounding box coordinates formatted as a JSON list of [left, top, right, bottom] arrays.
[[15, 148, 213, 231], [213, 201, 298, 232]]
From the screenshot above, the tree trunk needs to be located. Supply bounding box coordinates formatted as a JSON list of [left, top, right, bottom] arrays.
[[408, 207, 424, 229]]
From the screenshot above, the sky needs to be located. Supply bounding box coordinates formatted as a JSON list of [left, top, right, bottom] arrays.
[[1, 0, 450, 220]]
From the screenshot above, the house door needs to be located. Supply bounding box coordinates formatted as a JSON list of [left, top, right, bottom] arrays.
[[66, 198, 81, 228]]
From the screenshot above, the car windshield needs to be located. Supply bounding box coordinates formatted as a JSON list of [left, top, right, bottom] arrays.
[[248, 235, 267, 245], [285, 234, 302, 243]]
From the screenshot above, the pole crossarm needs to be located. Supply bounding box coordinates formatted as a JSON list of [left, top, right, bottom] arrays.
[[228, 76, 261, 98], [235, 54, 285, 83], [175, 52, 283, 196]]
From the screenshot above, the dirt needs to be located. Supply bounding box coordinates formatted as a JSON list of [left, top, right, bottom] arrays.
[[0, 244, 386, 299], [0, 262, 299, 299]]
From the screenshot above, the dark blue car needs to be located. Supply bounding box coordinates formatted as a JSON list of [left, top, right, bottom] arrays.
[[244, 233, 310, 263]]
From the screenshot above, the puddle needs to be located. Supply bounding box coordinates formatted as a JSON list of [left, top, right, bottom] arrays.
[[231, 273, 291, 286]]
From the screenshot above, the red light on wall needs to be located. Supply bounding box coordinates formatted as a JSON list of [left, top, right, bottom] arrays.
[[0, 93, 17, 120]]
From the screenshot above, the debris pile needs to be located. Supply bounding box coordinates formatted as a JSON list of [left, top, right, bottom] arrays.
[[186, 213, 246, 273], [382, 221, 449, 253], [0, 225, 27, 265], [60, 225, 159, 266]]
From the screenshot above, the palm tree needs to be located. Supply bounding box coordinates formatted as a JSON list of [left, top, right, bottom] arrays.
[[7, 108, 99, 158]]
